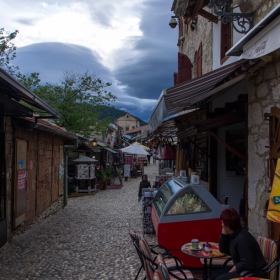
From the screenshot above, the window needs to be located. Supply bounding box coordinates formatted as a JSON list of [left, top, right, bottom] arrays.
[[177, 53, 193, 83], [126, 126, 129, 131], [220, 21, 232, 64]]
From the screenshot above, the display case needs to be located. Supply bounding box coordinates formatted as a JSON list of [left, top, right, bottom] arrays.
[[151, 177, 229, 267]]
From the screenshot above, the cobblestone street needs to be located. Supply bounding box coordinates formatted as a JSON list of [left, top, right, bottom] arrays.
[[0, 163, 159, 280]]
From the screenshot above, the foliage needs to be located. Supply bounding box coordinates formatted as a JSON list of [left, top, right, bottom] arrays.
[[29, 71, 116, 138], [0, 28, 19, 75], [0, 27, 116, 138], [106, 166, 115, 180]]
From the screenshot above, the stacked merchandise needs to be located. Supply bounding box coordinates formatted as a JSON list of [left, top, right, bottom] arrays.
[[142, 188, 156, 234]]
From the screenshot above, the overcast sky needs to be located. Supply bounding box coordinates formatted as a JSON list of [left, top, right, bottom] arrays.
[[1, 0, 178, 122]]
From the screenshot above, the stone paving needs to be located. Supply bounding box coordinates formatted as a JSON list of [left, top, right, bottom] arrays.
[[0, 162, 160, 280]]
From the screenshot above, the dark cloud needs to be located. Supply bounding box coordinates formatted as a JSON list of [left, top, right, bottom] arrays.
[[13, 42, 112, 84], [11, 0, 179, 122], [112, 0, 178, 100], [15, 18, 37, 26]]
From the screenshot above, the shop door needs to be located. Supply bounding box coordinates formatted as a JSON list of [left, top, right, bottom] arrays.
[[14, 139, 27, 228], [0, 131, 7, 248]]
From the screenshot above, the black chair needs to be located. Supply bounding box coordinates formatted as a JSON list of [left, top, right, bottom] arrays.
[[133, 237, 195, 280], [129, 230, 170, 280]]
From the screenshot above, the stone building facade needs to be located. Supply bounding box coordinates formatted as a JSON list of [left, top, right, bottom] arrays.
[[149, 0, 280, 238], [115, 113, 140, 131]]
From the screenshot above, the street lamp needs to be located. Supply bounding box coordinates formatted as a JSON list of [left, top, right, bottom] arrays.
[[92, 138, 97, 147]]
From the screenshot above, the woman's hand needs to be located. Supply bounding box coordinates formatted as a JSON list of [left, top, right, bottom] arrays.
[[229, 266, 236, 273]]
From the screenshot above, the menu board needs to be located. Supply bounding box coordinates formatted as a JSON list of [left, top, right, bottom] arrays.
[[77, 164, 89, 179]]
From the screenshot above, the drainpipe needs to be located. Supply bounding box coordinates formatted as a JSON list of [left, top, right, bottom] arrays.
[[63, 139, 78, 206]]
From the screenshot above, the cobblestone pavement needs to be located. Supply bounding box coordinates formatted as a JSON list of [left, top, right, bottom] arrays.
[[0, 162, 159, 280]]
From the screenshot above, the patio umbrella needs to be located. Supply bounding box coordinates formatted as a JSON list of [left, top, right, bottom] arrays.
[[121, 144, 150, 155], [131, 141, 150, 151]]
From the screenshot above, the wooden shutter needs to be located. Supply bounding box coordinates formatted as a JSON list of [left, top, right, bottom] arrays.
[[220, 21, 232, 64], [177, 53, 193, 83]]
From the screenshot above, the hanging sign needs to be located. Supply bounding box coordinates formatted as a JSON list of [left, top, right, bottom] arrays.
[[267, 158, 280, 223]]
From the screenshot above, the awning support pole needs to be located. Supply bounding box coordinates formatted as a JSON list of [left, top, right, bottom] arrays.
[[207, 129, 245, 161]]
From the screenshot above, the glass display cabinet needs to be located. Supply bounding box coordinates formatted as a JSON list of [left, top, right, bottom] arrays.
[[151, 177, 229, 267]]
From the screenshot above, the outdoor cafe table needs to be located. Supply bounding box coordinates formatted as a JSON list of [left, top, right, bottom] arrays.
[[181, 242, 228, 280]]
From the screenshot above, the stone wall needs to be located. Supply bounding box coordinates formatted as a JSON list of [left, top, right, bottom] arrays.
[[116, 114, 140, 131], [236, 0, 280, 19], [247, 49, 280, 237], [179, 11, 213, 77]]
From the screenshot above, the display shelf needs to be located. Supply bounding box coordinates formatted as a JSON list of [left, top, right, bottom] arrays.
[[142, 188, 157, 234]]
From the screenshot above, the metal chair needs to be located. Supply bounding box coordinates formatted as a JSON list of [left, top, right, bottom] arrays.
[[134, 237, 194, 280], [240, 236, 279, 280], [129, 230, 172, 280]]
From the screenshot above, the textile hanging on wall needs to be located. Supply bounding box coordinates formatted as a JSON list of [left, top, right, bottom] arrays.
[[267, 158, 280, 223]]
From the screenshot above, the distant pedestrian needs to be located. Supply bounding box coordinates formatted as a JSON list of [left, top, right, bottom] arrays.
[[147, 154, 151, 164], [138, 174, 151, 201]]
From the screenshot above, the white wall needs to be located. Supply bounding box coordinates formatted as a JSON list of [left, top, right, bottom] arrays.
[[217, 122, 245, 212]]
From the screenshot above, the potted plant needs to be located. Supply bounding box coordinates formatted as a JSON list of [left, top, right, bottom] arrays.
[[98, 168, 108, 190], [106, 166, 114, 185]]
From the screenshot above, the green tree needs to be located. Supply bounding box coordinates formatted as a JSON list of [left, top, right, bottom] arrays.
[[32, 71, 116, 138], [0, 28, 19, 75]]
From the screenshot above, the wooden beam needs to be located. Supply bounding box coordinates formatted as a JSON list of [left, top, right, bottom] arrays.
[[198, 9, 218, 23], [207, 129, 245, 162], [192, 0, 205, 20]]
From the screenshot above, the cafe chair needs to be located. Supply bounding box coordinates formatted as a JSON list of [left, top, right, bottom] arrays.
[[129, 230, 170, 280], [134, 238, 194, 280], [152, 254, 197, 280], [240, 236, 279, 280]]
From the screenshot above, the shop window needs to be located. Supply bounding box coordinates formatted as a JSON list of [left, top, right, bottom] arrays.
[[220, 21, 232, 64], [196, 43, 202, 77], [177, 52, 193, 83]]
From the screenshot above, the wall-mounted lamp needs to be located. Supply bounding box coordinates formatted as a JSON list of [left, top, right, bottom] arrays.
[[208, 0, 254, 34], [92, 138, 97, 147], [169, 16, 178, 28]]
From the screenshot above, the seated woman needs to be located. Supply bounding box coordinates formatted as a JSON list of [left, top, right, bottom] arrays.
[[210, 208, 267, 280]]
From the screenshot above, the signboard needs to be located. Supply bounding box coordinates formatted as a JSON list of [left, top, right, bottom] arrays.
[[267, 158, 280, 223], [241, 16, 280, 59], [17, 170, 26, 190], [124, 165, 131, 177]]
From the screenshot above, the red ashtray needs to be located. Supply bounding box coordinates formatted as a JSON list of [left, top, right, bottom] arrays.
[[239, 278, 261, 280]]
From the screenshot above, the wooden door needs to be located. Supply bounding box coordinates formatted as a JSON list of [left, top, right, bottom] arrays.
[[14, 139, 27, 228]]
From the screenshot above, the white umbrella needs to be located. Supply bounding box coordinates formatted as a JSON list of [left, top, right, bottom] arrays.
[[131, 141, 150, 151], [121, 144, 150, 155]]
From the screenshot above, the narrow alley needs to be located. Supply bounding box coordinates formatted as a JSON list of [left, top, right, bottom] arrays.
[[0, 163, 159, 280]]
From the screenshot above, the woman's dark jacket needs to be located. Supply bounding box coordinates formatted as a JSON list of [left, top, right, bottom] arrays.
[[219, 228, 266, 273], [138, 180, 151, 198]]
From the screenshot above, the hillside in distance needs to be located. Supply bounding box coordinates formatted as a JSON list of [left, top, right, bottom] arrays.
[[97, 106, 147, 126]]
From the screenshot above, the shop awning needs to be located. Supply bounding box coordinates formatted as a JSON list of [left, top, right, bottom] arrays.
[[0, 68, 60, 118], [148, 59, 257, 133], [105, 147, 119, 154], [226, 4, 280, 58]]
